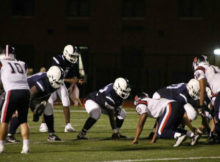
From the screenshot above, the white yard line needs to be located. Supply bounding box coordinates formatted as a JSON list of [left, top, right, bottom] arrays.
[[99, 156, 220, 162], [53, 110, 137, 114]]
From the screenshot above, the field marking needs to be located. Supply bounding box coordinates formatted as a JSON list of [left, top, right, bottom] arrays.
[[99, 156, 220, 162], [54, 110, 137, 114]]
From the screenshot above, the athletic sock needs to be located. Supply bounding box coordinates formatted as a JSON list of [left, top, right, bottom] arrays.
[[116, 118, 124, 129], [23, 139, 29, 146], [0, 140, 4, 145], [81, 117, 97, 133], [8, 116, 20, 134], [44, 114, 54, 133]]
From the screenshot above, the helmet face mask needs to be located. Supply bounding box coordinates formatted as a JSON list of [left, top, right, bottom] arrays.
[[47, 66, 64, 89], [113, 77, 131, 99], [63, 45, 79, 64], [134, 92, 149, 106]]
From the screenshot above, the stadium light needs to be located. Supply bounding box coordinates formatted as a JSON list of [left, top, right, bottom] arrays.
[[214, 48, 220, 55]]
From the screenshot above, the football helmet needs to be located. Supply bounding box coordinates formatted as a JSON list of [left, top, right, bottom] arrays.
[[0, 45, 16, 60], [63, 45, 79, 64], [47, 66, 64, 89], [186, 79, 200, 100], [192, 55, 209, 70], [134, 92, 149, 106], [113, 77, 131, 99]]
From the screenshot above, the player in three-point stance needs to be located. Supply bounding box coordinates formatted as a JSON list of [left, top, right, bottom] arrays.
[[151, 79, 202, 145], [132, 92, 197, 147], [193, 55, 220, 142]]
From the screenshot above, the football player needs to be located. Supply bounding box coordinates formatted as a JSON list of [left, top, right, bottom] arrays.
[[0, 45, 30, 154], [77, 77, 131, 140], [39, 45, 85, 133], [151, 79, 202, 144], [193, 55, 220, 142], [132, 92, 196, 147], [6, 65, 65, 142]]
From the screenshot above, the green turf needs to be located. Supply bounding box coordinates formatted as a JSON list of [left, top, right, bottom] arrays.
[[1, 106, 220, 162]]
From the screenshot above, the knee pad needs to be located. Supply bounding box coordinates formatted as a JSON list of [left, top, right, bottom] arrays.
[[44, 102, 54, 116], [117, 108, 126, 120], [48, 92, 57, 106], [58, 85, 70, 107], [184, 103, 197, 121], [61, 96, 70, 107], [85, 100, 102, 120], [90, 109, 101, 120]]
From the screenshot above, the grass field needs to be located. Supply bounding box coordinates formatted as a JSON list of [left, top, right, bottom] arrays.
[[1, 105, 220, 162]]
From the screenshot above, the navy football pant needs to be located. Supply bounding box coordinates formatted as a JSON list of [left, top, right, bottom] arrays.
[[157, 102, 185, 139]]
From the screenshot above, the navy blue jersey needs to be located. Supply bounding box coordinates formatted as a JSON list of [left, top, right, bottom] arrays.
[[52, 54, 80, 88], [28, 72, 56, 98], [52, 54, 79, 78], [87, 83, 123, 110], [156, 83, 190, 105]]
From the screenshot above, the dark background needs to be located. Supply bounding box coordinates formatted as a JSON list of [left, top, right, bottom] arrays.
[[0, 0, 220, 98]]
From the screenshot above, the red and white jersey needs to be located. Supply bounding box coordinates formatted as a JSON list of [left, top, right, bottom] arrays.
[[135, 97, 174, 118], [0, 59, 29, 91], [194, 64, 220, 94]]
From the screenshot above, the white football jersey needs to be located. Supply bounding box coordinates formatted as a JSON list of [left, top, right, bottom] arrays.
[[135, 97, 174, 118], [0, 60, 29, 91], [194, 64, 220, 94]]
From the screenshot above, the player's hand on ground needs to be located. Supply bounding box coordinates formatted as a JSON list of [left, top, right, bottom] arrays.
[[131, 139, 138, 144], [150, 139, 156, 144]]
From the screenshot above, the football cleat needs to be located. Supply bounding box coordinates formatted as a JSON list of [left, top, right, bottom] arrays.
[[64, 123, 76, 132], [6, 135, 20, 143], [77, 132, 88, 140], [173, 134, 187, 147], [39, 123, 48, 132], [190, 134, 200, 146], [208, 132, 216, 143], [0, 144, 4, 153], [119, 134, 127, 139], [21, 145, 29, 154], [47, 134, 61, 142], [112, 133, 120, 140]]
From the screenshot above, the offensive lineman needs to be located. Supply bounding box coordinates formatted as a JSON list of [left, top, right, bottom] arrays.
[[6, 66, 65, 142], [151, 79, 202, 144], [193, 55, 220, 142], [77, 77, 131, 140], [0, 45, 30, 153], [39, 45, 84, 133], [132, 92, 196, 147]]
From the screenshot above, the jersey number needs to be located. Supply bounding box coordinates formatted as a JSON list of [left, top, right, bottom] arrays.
[[8, 62, 24, 74]]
